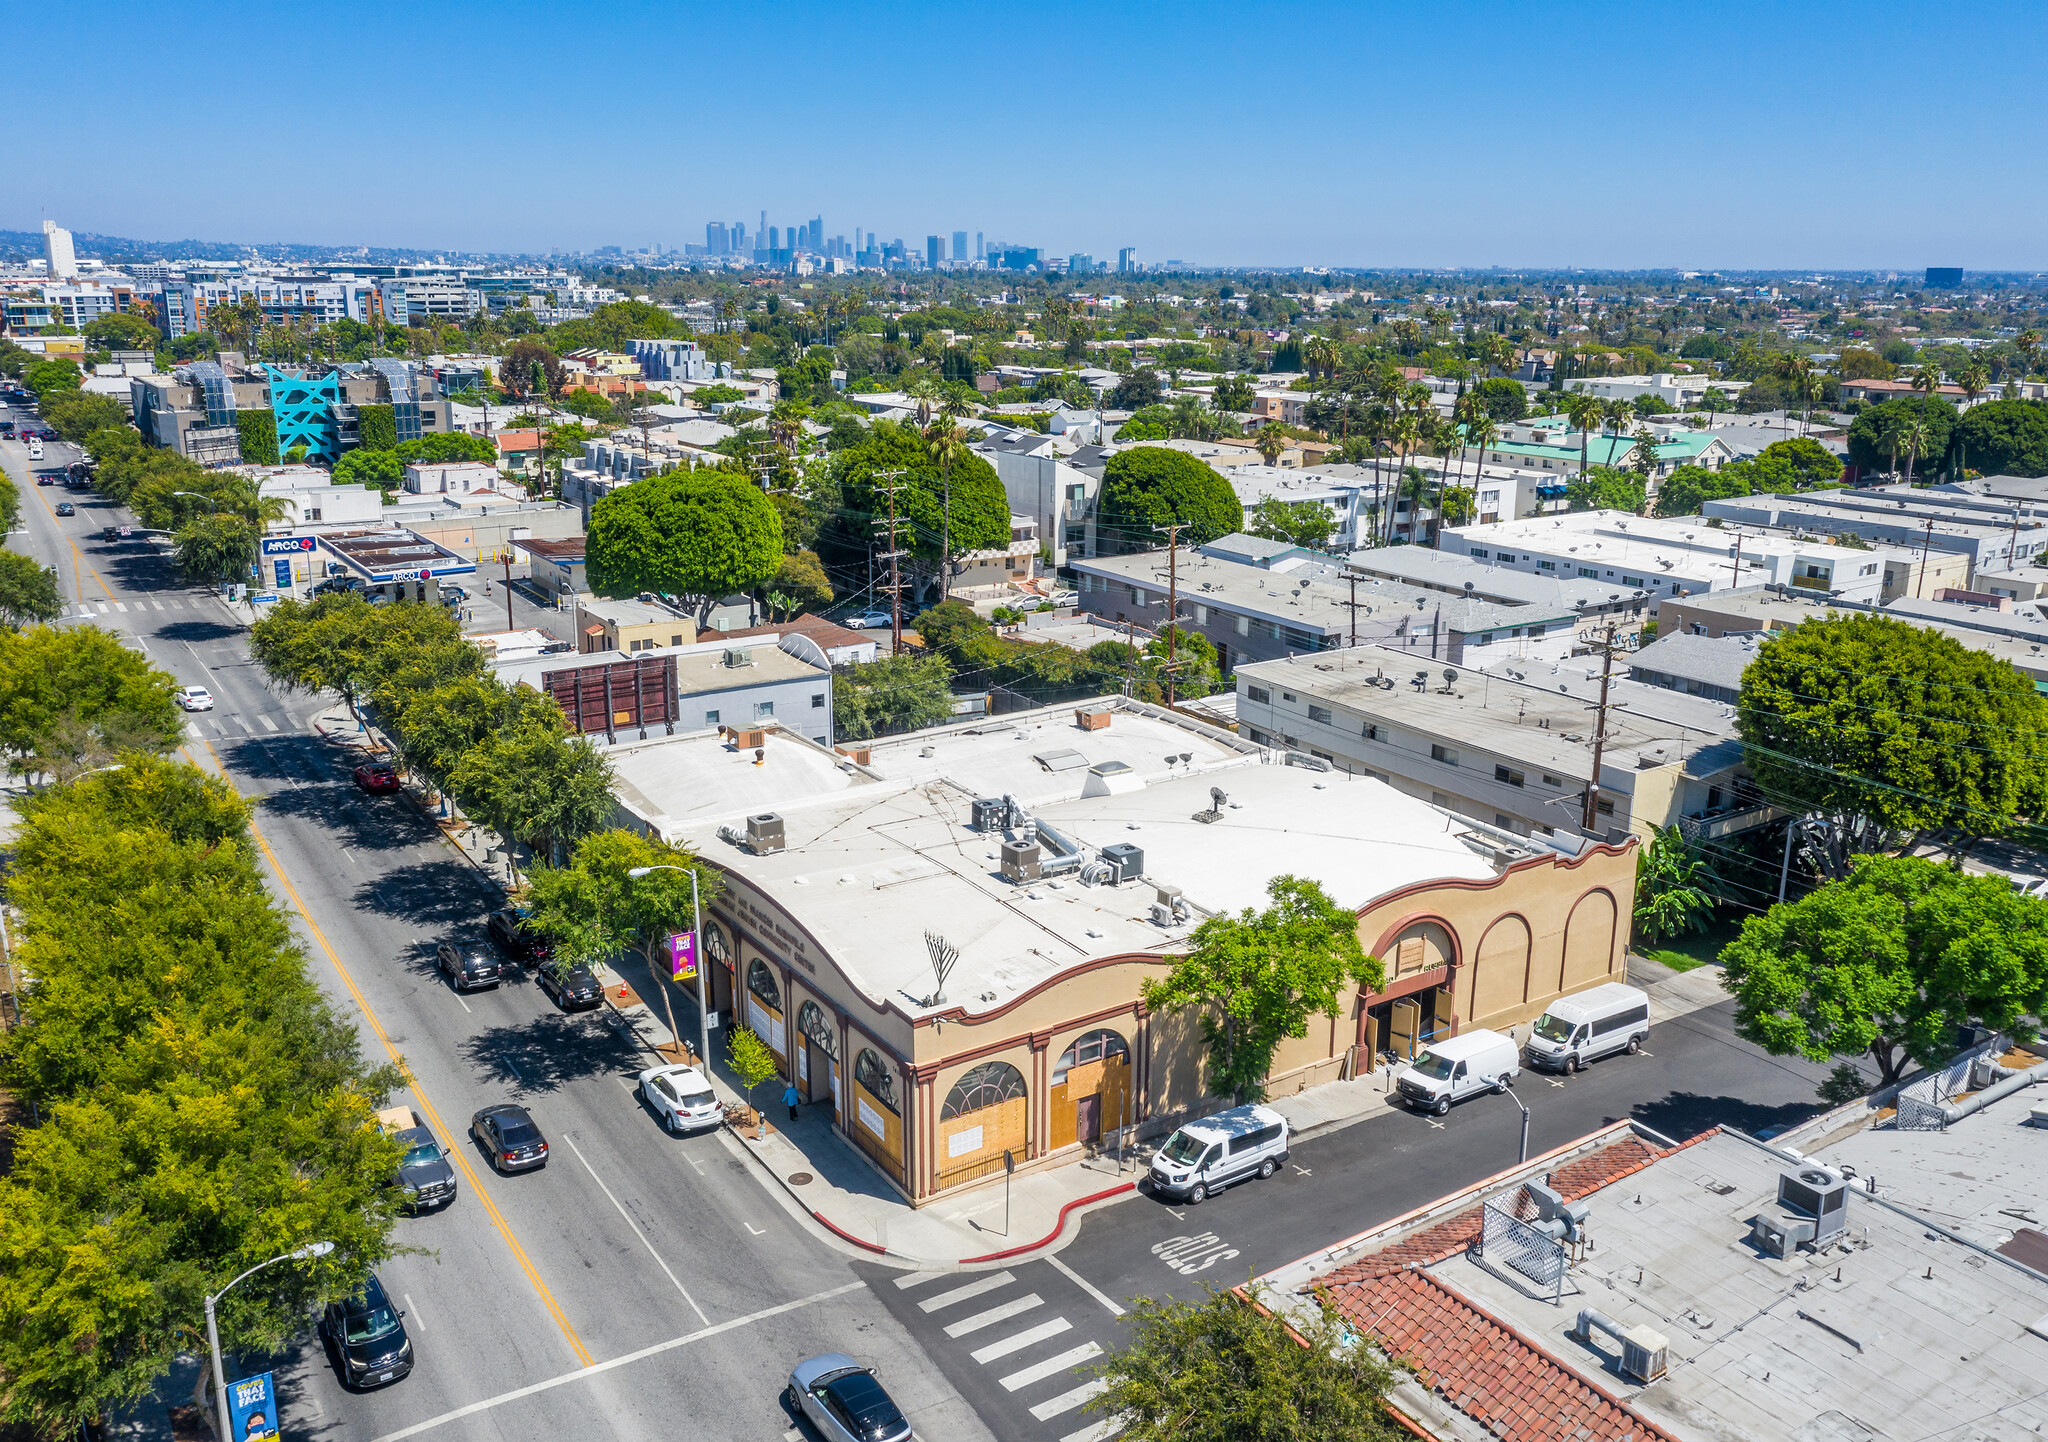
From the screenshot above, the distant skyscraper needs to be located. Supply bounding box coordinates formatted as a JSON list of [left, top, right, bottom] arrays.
[[976, 232, 984, 261], [809, 218, 823, 253], [769, 225, 780, 253], [733, 221, 747, 254], [926, 235, 943, 270], [42, 220, 76, 281], [707, 221, 729, 256], [952, 231, 967, 262], [1118, 247, 1137, 274]]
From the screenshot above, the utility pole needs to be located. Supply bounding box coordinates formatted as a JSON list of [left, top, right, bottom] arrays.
[[871, 469, 908, 652], [1915, 513, 1935, 598], [501, 551, 514, 633], [1152, 521, 1187, 707], [1729, 533, 1743, 590], [1341, 573, 1368, 648], [1582, 622, 1619, 834]]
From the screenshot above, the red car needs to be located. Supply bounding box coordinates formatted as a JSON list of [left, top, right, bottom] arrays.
[[353, 762, 402, 793]]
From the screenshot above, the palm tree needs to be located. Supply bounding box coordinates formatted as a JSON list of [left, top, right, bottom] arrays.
[[1563, 390, 1602, 478], [2018, 329, 2041, 380], [1898, 414, 1931, 484], [1255, 428, 1285, 466], [1303, 334, 1339, 381], [1451, 415, 1499, 542]]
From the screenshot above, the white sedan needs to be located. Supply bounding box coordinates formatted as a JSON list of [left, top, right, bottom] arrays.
[[843, 610, 893, 630], [174, 685, 214, 712], [636, 1064, 722, 1135]]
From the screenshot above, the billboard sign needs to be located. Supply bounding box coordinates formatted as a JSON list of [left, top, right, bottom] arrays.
[[227, 1371, 277, 1440]]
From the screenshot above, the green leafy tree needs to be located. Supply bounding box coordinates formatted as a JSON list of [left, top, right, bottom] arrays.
[[830, 420, 1010, 588], [22, 359, 81, 402], [0, 625, 181, 779], [1737, 614, 2048, 862], [1245, 497, 1334, 551], [1654, 462, 1755, 518], [1470, 376, 1528, 422], [766, 549, 833, 615], [1092, 1285, 1402, 1442], [0, 550, 63, 628], [726, 1026, 782, 1116], [1097, 446, 1244, 554], [250, 592, 463, 723], [1139, 876, 1381, 1104], [1634, 824, 1719, 946], [587, 467, 783, 618], [1749, 436, 1845, 490], [1109, 367, 1164, 411], [172, 512, 259, 587], [450, 711, 614, 879], [560, 387, 617, 421], [332, 446, 406, 494], [521, 829, 720, 1009], [80, 313, 163, 353], [1951, 398, 2048, 477], [1564, 464, 1646, 513], [41, 391, 129, 444], [0, 465, 19, 535], [1721, 855, 2048, 1087], [834, 651, 955, 740], [1211, 374, 1256, 412], [0, 758, 402, 1431], [1847, 397, 1956, 476]]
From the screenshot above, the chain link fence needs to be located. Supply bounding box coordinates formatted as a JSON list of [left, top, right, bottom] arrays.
[[1477, 1198, 1565, 1302]]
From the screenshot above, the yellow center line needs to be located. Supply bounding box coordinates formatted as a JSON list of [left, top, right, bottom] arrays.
[[197, 737, 595, 1369], [21, 461, 112, 602]]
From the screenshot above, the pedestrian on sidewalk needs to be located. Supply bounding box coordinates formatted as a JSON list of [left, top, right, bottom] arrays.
[[783, 1083, 800, 1123]]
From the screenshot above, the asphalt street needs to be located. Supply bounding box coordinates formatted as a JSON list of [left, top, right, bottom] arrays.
[[0, 402, 1848, 1442], [0, 417, 995, 1442]]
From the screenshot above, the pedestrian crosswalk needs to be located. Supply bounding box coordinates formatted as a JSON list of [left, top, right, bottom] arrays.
[[893, 1270, 1124, 1442], [65, 594, 196, 619]]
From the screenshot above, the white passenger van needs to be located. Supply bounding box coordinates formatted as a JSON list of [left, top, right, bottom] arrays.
[[1524, 982, 1651, 1073], [1148, 1103, 1289, 1204], [1394, 1029, 1521, 1116]]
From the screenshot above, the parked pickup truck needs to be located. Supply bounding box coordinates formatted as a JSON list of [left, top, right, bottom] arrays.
[[377, 1105, 458, 1213]]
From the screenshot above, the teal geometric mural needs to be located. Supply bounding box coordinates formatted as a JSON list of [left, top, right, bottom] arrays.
[[264, 365, 343, 462]]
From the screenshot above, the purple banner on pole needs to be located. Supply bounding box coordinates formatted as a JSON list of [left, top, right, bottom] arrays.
[[670, 931, 696, 982]]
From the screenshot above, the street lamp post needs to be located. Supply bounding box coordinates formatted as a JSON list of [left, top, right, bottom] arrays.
[[1502, 1078, 1531, 1165], [627, 864, 711, 1069], [205, 1241, 333, 1442]]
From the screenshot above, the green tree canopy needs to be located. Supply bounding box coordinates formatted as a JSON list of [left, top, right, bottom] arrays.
[[1094, 1285, 1402, 1442], [1245, 497, 1334, 552], [520, 830, 720, 989], [0, 624, 182, 780], [1722, 854, 2048, 1086], [1652, 462, 1754, 518], [41, 391, 129, 444], [1564, 464, 1646, 514], [1952, 398, 2048, 477], [560, 387, 617, 420], [766, 549, 833, 615], [832, 419, 1010, 573], [0, 550, 61, 629], [450, 709, 613, 878], [833, 651, 955, 740], [1211, 374, 1256, 412], [332, 445, 406, 493], [1109, 367, 1164, 410], [1140, 876, 1381, 1104], [1471, 376, 1529, 422], [1097, 446, 1244, 554], [1737, 613, 2048, 859], [1847, 396, 1957, 475], [587, 467, 784, 615], [80, 313, 163, 353], [22, 359, 80, 402], [1752, 435, 1846, 489], [172, 512, 259, 587]]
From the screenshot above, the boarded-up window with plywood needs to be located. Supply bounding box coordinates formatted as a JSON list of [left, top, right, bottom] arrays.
[[1050, 1029, 1131, 1152], [850, 1047, 904, 1182], [937, 1060, 1028, 1189], [746, 959, 784, 1056]]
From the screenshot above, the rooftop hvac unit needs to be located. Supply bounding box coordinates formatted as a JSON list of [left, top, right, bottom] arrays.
[[999, 839, 1041, 883], [971, 797, 1006, 833], [723, 647, 753, 668], [1750, 1166, 1849, 1256], [745, 812, 785, 855], [1099, 842, 1144, 884]]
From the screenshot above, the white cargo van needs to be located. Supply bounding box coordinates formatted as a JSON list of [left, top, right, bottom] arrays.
[[1525, 983, 1650, 1073], [1148, 1103, 1289, 1204], [1394, 1029, 1521, 1116]]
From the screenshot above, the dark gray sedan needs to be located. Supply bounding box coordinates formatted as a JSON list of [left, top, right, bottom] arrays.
[[470, 1103, 547, 1173], [787, 1354, 911, 1442]]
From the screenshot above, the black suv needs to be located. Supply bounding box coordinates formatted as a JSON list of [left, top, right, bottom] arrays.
[[487, 909, 552, 962], [435, 941, 501, 992], [391, 1124, 458, 1212], [319, 1274, 413, 1389], [537, 961, 603, 1012]]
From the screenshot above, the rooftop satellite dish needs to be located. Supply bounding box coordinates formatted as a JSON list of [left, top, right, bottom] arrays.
[[1209, 786, 1228, 815]]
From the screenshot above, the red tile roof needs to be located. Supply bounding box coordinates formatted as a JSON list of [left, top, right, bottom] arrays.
[[1326, 1270, 1682, 1442], [718, 613, 872, 651], [1309, 1130, 1715, 1442]]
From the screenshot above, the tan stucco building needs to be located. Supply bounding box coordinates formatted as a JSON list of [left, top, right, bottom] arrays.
[[605, 698, 1637, 1206]]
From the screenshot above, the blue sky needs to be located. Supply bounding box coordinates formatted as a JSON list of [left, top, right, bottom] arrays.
[[17, 1, 2048, 269]]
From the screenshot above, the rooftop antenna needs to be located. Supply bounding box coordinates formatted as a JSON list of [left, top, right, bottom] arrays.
[[923, 930, 960, 1006], [1208, 786, 1228, 816]]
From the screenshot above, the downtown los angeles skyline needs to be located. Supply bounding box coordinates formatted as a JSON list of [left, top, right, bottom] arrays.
[[13, 0, 2048, 269]]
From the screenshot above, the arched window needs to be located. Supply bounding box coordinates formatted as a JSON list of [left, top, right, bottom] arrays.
[[747, 959, 781, 1010], [1052, 1029, 1130, 1085], [703, 919, 730, 965], [942, 1061, 1026, 1121], [796, 1000, 837, 1058], [854, 1049, 899, 1114]]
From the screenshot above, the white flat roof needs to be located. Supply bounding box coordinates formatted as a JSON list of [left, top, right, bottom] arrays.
[[617, 700, 1507, 1018]]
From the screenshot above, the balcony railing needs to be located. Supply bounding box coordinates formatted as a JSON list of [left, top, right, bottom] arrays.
[[1677, 804, 1785, 844]]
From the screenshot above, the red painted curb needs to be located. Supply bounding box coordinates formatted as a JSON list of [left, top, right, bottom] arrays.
[[957, 1182, 1136, 1264], [811, 1210, 890, 1254]]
